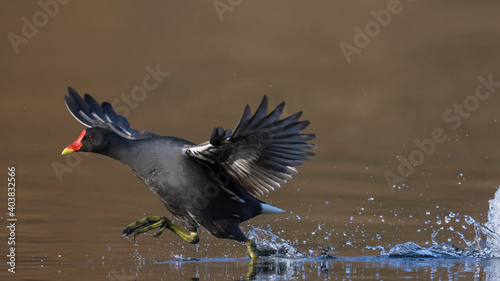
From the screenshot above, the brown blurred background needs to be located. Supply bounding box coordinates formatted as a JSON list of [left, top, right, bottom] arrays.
[[1, 1, 500, 279]]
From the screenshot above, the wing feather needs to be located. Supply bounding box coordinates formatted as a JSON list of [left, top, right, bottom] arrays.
[[185, 95, 316, 197]]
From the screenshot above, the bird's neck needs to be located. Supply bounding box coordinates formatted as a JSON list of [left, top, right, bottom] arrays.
[[101, 137, 158, 178], [97, 135, 134, 163]]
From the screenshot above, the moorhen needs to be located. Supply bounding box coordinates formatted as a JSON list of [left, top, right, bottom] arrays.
[[61, 87, 315, 259]]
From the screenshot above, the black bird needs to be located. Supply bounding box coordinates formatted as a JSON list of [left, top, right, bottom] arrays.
[[61, 87, 316, 259]]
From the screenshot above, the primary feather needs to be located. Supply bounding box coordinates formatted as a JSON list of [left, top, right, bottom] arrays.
[[185, 96, 316, 197]]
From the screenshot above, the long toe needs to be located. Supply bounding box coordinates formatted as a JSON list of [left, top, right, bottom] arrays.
[[121, 216, 166, 239], [122, 227, 134, 237]]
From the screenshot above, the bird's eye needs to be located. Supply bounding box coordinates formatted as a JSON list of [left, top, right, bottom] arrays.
[[88, 134, 94, 140]]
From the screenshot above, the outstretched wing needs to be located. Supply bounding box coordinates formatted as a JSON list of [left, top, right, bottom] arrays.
[[64, 87, 156, 140], [185, 96, 316, 197]]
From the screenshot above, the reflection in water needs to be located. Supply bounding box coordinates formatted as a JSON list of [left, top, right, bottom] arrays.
[[146, 255, 500, 280]]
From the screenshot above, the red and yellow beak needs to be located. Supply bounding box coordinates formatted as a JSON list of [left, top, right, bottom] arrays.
[[61, 130, 86, 155]]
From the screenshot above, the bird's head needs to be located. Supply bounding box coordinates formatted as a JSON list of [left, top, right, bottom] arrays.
[[61, 127, 112, 155]]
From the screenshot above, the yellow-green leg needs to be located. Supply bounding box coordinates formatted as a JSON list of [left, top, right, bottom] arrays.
[[122, 216, 199, 244], [245, 239, 259, 260]]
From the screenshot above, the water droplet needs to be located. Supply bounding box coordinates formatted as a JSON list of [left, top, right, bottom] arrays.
[[368, 197, 374, 201], [376, 234, 381, 240], [465, 216, 474, 225], [437, 220, 442, 225]]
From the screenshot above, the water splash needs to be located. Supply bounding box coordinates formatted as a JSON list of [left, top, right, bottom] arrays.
[[247, 227, 308, 259], [484, 186, 500, 257], [371, 186, 500, 258], [386, 242, 465, 258], [248, 186, 500, 260]]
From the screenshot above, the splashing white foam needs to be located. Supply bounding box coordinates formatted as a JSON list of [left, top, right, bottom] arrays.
[[247, 227, 307, 259], [483, 186, 500, 257], [369, 186, 500, 258]]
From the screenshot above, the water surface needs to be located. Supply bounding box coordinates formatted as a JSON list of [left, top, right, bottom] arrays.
[[2, 1, 500, 280]]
